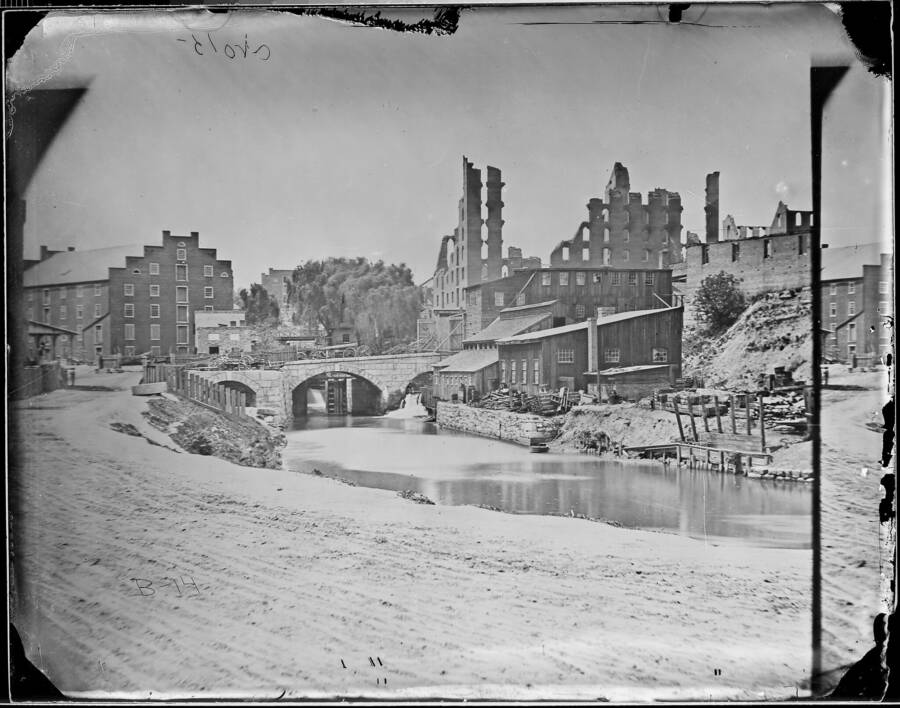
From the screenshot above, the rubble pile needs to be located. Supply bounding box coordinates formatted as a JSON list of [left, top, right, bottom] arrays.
[[143, 397, 286, 469], [763, 391, 808, 433]]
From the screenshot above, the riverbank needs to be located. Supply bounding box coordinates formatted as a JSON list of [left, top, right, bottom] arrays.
[[143, 395, 286, 469], [9, 372, 812, 700]]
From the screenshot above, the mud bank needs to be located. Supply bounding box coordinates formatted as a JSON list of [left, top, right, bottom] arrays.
[[143, 395, 286, 469], [552, 403, 682, 455]]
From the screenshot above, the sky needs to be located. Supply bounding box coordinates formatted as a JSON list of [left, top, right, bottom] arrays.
[[8, 4, 892, 289]]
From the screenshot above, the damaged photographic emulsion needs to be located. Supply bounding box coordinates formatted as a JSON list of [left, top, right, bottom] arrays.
[[4, 2, 894, 702]]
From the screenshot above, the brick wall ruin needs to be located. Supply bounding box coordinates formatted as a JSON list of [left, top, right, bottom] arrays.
[[550, 162, 683, 270]]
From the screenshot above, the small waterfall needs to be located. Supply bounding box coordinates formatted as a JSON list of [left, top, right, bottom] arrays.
[[385, 392, 428, 418], [307, 388, 327, 412]]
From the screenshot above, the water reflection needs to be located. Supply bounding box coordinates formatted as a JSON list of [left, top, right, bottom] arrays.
[[285, 416, 811, 549]]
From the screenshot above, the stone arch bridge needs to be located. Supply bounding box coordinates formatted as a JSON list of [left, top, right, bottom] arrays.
[[191, 352, 442, 422]]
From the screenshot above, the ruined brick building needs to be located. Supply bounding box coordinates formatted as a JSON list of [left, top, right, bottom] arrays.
[[677, 172, 814, 323], [549, 163, 684, 270]]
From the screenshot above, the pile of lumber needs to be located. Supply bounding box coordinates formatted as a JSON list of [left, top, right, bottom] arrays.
[[474, 390, 515, 410], [471, 389, 575, 417]]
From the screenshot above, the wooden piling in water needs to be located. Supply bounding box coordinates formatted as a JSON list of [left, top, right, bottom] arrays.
[[687, 397, 699, 442], [758, 392, 767, 451], [673, 398, 686, 441], [745, 393, 752, 435]]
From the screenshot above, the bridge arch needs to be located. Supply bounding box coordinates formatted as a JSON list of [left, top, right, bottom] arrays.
[[198, 370, 267, 408], [220, 380, 257, 407], [289, 368, 387, 417], [285, 362, 392, 401]]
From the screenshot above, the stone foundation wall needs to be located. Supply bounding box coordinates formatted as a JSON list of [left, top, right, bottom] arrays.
[[436, 401, 559, 445]]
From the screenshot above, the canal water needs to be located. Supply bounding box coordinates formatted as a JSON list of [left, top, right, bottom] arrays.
[[283, 405, 811, 550]]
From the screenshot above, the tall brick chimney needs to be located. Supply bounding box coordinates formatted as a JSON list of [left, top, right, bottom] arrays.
[[705, 172, 720, 243], [462, 156, 483, 288], [484, 165, 504, 281]]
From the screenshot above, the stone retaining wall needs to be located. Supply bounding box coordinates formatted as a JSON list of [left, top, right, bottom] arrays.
[[436, 401, 559, 446]]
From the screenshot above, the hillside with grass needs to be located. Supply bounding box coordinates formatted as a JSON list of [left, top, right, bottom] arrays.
[[682, 290, 813, 390]]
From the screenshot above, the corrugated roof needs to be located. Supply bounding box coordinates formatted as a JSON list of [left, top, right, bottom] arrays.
[[464, 310, 553, 344], [821, 243, 889, 281], [497, 307, 681, 344], [434, 348, 498, 373], [24, 245, 145, 287]]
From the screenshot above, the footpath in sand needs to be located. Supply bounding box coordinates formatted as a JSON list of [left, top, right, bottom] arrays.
[[9, 369, 811, 700], [771, 366, 893, 685]]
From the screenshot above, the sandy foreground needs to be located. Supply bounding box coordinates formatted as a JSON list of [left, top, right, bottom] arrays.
[[10, 368, 814, 700], [771, 366, 893, 682]]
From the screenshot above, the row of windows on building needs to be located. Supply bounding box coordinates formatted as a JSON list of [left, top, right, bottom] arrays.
[[828, 319, 891, 342], [120, 325, 241, 342], [121, 284, 216, 298], [31, 283, 105, 303], [29, 265, 230, 304], [589, 207, 676, 225], [827, 300, 892, 317], [488, 272, 658, 308], [33, 302, 220, 322], [560, 246, 662, 263], [700, 237, 809, 265], [121, 323, 190, 342], [498, 347, 669, 384], [827, 281, 890, 296], [540, 271, 656, 287], [144, 259, 227, 276]]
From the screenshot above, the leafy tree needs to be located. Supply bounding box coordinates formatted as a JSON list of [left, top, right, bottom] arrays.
[[288, 258, 423, 353], [238, 283, 280, 325], [694, 271, 748, 334]]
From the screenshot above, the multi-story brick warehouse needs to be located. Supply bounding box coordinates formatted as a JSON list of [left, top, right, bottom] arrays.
[[23, 232, 233, 360], [23, 244, 144, 361], [549, 162, 684, 270], [820, 243, 893, 363], [463, 266, 675, 342], [107, 231, 234, 357]]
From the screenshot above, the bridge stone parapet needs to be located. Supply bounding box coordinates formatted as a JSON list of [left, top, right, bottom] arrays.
[[190, 352, 442, 423]]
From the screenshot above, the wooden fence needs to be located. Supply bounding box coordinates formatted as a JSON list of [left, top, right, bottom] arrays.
[[143, 363, 251, 421], [667, 392, 768, 452]]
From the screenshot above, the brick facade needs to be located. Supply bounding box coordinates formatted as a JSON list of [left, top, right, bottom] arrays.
[[821, 252, 893, 361], [466, 267, 674, 341], [108, 231, 233, 357], [196, 326, 254, 355]]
